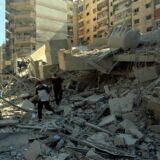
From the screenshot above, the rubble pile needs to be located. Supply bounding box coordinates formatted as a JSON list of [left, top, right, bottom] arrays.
[[0, 71, 160, 160]]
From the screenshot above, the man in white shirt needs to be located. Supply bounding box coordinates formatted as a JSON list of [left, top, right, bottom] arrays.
[[36, 81, 54, 121]]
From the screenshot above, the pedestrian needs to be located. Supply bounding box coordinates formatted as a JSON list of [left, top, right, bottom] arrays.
[[51, 74, 64, 106], [35, 81, 54, 121]]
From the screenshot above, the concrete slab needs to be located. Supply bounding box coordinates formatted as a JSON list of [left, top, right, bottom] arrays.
[[109, 93, 136, 114], [24, 140, 41, 160], [98, 115, 116, 127], [133, 66, 158, 83], [18, 100, 35, 112]]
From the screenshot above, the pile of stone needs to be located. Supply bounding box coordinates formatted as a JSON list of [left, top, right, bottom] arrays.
[[0, 72, 160, 160]]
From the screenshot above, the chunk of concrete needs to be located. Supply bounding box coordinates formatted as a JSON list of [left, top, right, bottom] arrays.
[[98, 115, 116, 127], [109, 93, 136, 114], [24, 140, 41, 160], [104, 85, 117, 97], [133, 66, 158, 83], [18, 100, 35, 112], [115, 134, 138, 147]]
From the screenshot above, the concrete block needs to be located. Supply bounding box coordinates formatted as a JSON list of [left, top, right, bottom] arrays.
[[24, 140, 41, 160], [98, 115, 116, 127], [133, 66, 158, 83], [109, 93, 136, 114], [18, 100, 35, 112]]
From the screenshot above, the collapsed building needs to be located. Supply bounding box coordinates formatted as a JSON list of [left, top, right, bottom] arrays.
[[0, 26, 160, 160]]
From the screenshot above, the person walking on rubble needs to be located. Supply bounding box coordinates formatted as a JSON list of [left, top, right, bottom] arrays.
[[35, 81, 54, 121], [51, 74, 64, 106]]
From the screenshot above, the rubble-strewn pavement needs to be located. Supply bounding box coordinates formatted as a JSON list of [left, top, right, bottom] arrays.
[[0, 71, 160, 160]]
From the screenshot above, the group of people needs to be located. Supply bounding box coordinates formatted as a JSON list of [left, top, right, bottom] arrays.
[[35, 74, 63, 121]]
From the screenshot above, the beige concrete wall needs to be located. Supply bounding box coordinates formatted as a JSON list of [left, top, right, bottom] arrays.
[[132, 0, 155, 33]]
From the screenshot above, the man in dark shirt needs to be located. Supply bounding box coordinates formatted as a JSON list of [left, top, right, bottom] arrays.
[[51, 74, 64, 106], [35, 81, 54, 121]]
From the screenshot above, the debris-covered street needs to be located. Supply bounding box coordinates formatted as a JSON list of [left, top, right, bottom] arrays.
[[0, 68, 160, 160]]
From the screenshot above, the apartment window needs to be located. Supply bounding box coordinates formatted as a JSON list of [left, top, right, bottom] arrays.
[[134, 8, 139, 15], [94, 34, 97, 38], [93, 0, 96, 3], [86, 12, 90, 16], [146, 27, 152, 32], [87, 37, 90, 40], [86, 4, 89, 9], [93, 17, 96, 21], [86, 20, 90, 24], [93, 8, 96, 13], [146, 2, 151, 8], [86, 29, 90, 33], [110, 2, 113, 6], [111, 22, 113, 25], [134, 0, 138, 2], [111, 12, 113, 16], [134, 19, 139, 24], [146, 14, 152, 20]]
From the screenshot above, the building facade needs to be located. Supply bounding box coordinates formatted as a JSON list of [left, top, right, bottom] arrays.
[[6, 0, 72, 60], [155, 0, 160, 28]]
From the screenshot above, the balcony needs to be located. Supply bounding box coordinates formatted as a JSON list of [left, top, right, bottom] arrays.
[[97, 0, 108, 10], [13, 12, 35, 20], [14, 37, 36, 46], [14, 25, 35, 32], [8, 0, 34, 10]]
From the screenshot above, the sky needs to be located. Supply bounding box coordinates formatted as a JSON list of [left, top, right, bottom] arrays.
[[0, 0, 5, 45]]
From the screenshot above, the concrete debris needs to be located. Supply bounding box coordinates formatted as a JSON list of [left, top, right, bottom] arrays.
[[1, 56, 160, 160], [98, 114, 116, 127], [109, 93, 136, 114]]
